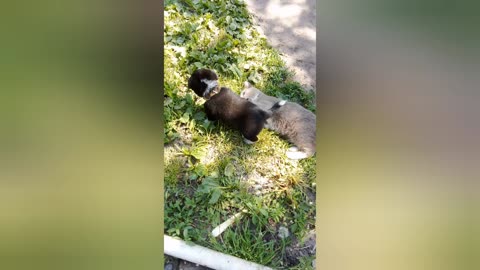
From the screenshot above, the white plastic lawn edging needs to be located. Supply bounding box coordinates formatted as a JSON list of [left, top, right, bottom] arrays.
[[164, 235, 274, 270]]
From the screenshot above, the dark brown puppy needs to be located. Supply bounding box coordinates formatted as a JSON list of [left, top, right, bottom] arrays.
[[188, 69, 274, 144]]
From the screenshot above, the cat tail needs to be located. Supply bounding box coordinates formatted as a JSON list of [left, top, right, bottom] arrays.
[[261, 100, 286, 119], [269, 100, 286, 111]]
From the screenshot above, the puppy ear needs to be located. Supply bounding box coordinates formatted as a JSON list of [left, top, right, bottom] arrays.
[[243, 81, 251, 88]]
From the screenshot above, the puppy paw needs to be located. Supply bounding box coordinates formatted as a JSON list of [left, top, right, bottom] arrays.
[[286, 150, 309, 160], [243, 137, 256, 144], [288, 146, 299, 152]]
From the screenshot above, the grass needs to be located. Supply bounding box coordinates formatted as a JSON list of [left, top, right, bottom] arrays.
[[164, 0, 316, 268]]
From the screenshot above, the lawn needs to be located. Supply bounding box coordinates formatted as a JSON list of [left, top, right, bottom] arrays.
[[164, 0, 316, 268]]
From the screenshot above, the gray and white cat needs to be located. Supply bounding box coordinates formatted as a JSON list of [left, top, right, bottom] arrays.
[[240, 82, 316, 159]]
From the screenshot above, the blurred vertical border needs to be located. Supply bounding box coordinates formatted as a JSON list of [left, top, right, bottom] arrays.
[[316, 1, 479, 270], [0, 0, 164, 269]]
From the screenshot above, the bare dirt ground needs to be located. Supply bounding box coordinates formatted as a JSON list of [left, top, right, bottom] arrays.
[[245, 0, 316, 91]]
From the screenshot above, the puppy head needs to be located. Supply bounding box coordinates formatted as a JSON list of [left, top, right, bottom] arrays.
[[188, 69, 219, 98], [240, 81, 260, 101]]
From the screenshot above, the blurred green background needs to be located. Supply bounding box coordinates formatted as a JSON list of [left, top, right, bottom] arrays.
[[0, 1, 163, 269], [317, 1, 479, 270]]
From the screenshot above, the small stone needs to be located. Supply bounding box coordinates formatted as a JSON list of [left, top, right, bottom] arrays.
[[164, 263, 174, 270], [278, 226, 289, 239]]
